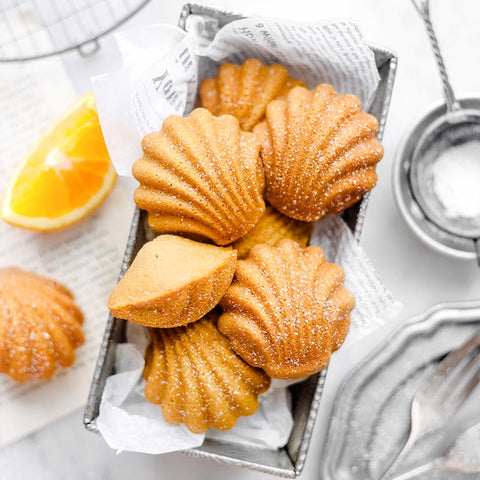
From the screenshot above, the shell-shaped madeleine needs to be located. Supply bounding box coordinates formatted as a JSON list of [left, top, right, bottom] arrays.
[[143, 314, 270, 433], [253, 84, 384, 222], [232, 203, 313, 259], [219, 240, 355, 379], [133, 108, 265, 245], [108, 235, 237, 328], [199, 58, 306, 131], [0, 267, 84, 382]]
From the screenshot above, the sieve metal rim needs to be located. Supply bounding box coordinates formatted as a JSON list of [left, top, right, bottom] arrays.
[[408, 107, 480, 240], [393, 95, 480, 260]]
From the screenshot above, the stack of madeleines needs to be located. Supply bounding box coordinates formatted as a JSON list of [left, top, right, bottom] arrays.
[[108, 58, 383, 434]]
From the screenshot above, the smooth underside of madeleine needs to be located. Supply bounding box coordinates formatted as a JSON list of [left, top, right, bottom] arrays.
[[108, 234, 236, 327]]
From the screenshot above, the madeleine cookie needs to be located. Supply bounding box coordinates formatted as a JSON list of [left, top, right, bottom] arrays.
[[254, 84, 383, 221], [232, 203, 313, 259], [108, 235, 236, 328], [0, 267, 84, 382], [219, 240, 355, 379], [200, 58, 306, 131], [133, 108, 265, 245], [144, 313, 270, 433]]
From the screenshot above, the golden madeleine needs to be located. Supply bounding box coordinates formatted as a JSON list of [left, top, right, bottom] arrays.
[[108, 235, 236, 328], [232, 203, 313, 259], [0, 267, 84, 382], [200, 58, 306, 131], [144, 314, 270, 433], [254, 84, 383, 221], [219, 240, 355, 379], [133, 108, 265, 245]]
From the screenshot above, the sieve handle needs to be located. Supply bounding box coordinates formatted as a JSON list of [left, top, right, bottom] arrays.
[[474, 239, 480, 268], [411, 0, 461, 112]]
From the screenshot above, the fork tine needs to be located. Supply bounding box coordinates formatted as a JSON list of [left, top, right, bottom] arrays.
[[382, 330, 480, 480], [438, 346, 480, 401], [420, 330, 480, 397], [445, 353, 480, 409]]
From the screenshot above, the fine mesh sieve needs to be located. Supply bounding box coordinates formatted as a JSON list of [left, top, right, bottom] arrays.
[[409, 0, 480, 265]]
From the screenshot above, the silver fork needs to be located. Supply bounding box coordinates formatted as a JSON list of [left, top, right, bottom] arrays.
[[379, 329, 480, 480], [390, 422, 480, 480]]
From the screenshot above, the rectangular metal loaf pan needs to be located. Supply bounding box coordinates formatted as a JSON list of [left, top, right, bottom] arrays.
[[84, 3, 397, 477]]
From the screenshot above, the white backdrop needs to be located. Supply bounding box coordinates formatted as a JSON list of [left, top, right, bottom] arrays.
[[1, 0, 480, 479]]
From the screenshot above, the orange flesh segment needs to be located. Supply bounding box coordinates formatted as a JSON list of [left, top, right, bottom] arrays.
[[2, 92, 116, 229]]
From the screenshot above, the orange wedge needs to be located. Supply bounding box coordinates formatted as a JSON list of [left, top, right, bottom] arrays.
[[1, 92, 116, 232]]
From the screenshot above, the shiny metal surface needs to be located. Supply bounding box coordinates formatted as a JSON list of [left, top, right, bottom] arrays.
[[393, 97, 480, 260], [321, 300, 480, 480], [379, 329, 480, 479], [409, 109, 480, 240], [407, 0, 480, 264], [84, 3, 397, 477], [390, 422, 480, 480], [410, 0, 460, 112]]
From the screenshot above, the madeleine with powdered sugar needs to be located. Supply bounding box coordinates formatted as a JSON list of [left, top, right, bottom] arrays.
[[133, 108, 265, 245], [143, 313, 270, 433], [200, 58, 306, 132], [253, 84, 383, 222], [0, 267, 84, 382], [219, 240, 355, 379]]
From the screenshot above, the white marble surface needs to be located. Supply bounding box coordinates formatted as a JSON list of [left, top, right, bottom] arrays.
[[2, 0, 480, 478]]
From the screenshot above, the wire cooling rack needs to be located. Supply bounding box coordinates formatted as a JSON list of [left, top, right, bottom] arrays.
[[0, 0, 151, 61]]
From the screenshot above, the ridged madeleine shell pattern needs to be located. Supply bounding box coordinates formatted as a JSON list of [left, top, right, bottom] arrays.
[[133, 108, 265, 245], [219, 240, 355, 379], [232, 203, 313, 259], [0, 267, 84, 382], [108, 235, 237, 328], [253, 84, 384, 222], [199, 58, 306, 131], [143, 314, 271, 433]]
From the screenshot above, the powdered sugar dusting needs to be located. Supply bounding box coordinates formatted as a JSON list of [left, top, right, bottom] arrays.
[[432, 141, 480, 219], [218, 239, 355, 379], [144, 314, 270, 433], [256, 84, 383, 222], [133, 109, 265, 246], [0, 267, 84, 382]]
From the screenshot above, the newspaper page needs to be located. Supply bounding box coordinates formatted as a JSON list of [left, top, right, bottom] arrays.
[[0, 47, 134, 448]]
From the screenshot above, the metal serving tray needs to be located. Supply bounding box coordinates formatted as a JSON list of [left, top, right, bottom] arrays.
[[84, 3, 397, 477], [321, 301, 480, 480]]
